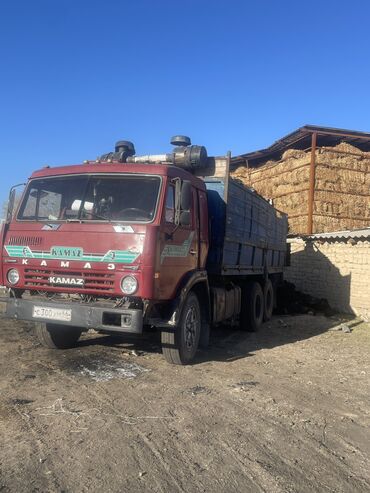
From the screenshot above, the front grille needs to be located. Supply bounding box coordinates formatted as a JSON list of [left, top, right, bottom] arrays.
[[8, 236, 43, 246], [24, 268, 115, 293]]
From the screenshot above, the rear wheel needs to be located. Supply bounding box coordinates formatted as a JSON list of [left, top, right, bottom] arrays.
[[240, 282, 264, 332], [263, 279, 274, 321], [161, 292, 201, 365], [35, 323, 82, 349]]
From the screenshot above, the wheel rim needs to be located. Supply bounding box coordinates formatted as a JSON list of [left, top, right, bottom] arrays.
[[184, 305, 198, 350]]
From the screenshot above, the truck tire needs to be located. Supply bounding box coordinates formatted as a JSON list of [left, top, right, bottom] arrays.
[[35, 323, 82, 349], [161, 292, 201, 365], [199, 321, 210, 349], [263, 279, 274, 321], [240, 282, 264, 332]]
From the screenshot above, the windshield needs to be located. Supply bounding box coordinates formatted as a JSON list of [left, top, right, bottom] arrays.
[[17, 174, 161, 222]]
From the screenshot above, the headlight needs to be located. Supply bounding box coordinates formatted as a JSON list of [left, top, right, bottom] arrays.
[[120, 275, 138, 295], [7, 269, 20, 285]]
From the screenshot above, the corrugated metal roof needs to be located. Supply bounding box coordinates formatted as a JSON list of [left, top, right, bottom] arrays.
[[232, 125, 370, 167], [290, 228, 370, 241]]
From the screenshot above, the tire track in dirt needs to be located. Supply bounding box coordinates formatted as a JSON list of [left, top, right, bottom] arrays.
[[239, 371, 370, 486], [31, 357, 259, 492], [224, 391, 369, 492], [0, 402, 61, 492], [75, 379, 209, 493], [73, 346, 369, 492], [32, 358, 193, 492], [168, 364, 369, 493]]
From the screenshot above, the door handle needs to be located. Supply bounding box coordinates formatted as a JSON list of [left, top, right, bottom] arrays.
[[189, 249, 197, 255]]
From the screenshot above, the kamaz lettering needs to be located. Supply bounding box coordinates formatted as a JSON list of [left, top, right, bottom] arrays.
[[51, 247, 83, 258], [21, 259, 115, 269], [49, 277, 84, 286]]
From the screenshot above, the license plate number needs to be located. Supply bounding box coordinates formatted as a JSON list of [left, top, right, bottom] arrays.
[[32, 306, 72, 322]]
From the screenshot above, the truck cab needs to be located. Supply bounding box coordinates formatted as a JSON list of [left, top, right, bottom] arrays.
[[0, 138, 214, 364]]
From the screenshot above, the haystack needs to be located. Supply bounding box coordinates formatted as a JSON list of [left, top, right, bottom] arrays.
[[231, 142, 370, 234]]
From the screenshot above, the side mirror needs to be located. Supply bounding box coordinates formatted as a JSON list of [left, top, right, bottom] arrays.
[[180, 180, 192, 210], [179, 210, 190, 226], [5, 183, 25, 223], [173, 179, 192, 226], [6, 189, 16, 223]]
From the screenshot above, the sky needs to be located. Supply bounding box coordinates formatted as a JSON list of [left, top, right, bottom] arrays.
[[1, 0, 370, 209]]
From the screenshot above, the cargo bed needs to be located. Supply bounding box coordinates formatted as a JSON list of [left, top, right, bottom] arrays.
[[204, 177, 288, 275]]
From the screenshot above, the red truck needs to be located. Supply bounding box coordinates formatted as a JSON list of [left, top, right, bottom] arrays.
[[0, 137, 287, 364]]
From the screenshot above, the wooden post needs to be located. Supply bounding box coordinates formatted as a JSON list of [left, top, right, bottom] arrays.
[[307, 132, 317, 234], [223, 151, 231, 203]]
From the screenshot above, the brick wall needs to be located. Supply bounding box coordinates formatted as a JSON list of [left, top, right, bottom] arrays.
[[285, 237, 370, 319]]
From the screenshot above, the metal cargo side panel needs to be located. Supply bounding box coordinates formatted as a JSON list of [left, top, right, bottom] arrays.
[[225, 180, 267, 271], [205, 177, 287, 274]]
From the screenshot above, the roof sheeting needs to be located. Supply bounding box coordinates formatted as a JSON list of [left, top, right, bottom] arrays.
[[290, 228, 370, 242], [232, 125, 370, 167]]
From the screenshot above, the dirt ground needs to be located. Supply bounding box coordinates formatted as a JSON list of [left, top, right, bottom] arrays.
[[0, 313, 369, 493]]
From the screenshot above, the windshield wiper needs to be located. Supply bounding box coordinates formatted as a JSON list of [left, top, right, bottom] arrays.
[[82, 210, 111, 222]]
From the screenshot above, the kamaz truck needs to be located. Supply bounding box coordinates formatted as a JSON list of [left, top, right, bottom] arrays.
[[0, 137, 287, 364]]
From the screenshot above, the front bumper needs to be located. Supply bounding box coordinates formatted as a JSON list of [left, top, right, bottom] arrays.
[[2, 297, 143, 334]]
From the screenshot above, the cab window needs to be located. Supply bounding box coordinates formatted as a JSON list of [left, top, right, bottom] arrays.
[[165, 185, 175, 223]]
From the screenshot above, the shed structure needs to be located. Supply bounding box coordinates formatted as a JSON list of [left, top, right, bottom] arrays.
[[231, 126, 370, 234]]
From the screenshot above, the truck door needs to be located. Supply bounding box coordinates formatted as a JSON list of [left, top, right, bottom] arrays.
[[158, 182, 199, 300]]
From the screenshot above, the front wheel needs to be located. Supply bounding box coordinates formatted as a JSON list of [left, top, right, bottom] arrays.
[[161, 292, 201, 365], [35, 323, 82, 349]]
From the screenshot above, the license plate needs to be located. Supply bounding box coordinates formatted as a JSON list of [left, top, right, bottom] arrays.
[[32, 306, 72, 322]]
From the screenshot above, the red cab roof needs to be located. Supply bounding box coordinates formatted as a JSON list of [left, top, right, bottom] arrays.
[[30, 162, 206, 189]]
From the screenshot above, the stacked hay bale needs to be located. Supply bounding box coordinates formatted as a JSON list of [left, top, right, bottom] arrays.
[[231, 143, 370, 234]]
